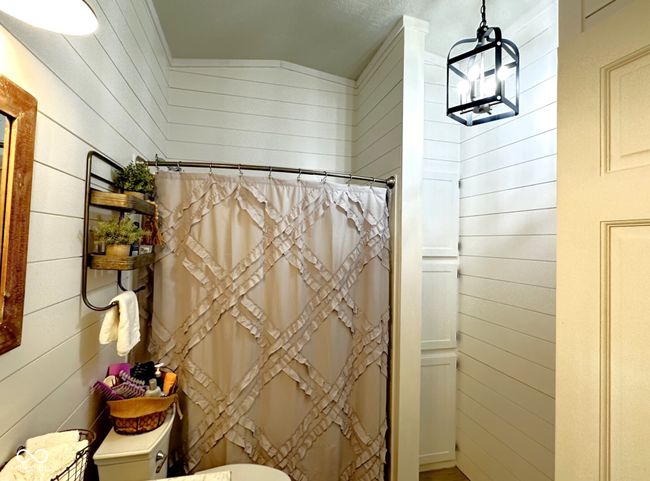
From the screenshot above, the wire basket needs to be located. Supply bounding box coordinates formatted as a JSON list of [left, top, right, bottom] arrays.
[[50, 429, 96, 481]]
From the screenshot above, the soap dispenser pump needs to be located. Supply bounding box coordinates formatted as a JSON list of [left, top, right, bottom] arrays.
[[145, 378, 163, 397]]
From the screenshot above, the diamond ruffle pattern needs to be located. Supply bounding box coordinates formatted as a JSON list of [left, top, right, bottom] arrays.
[[149, 172, 390, 481]]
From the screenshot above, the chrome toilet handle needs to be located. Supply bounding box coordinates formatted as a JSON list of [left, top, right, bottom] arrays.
[[155, 450, 168, 473]]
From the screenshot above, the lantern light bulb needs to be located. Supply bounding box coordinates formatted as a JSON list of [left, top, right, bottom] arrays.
[[497, 66, 513, 80], [457, 79, 471, 97]]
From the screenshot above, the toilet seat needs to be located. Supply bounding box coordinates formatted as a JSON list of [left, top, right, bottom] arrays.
[[197, 464, 289, 481]]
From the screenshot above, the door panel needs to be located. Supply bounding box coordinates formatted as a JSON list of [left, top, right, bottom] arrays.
[[557, 1, 650, 480]]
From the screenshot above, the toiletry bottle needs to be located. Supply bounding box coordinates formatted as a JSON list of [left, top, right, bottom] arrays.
[[154, 363, 165, 389], [145, 379, 163, 397]]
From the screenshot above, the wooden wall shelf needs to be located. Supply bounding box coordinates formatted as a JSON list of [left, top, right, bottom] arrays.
[[89, 252, 155, 271], [90, 189, 155, 216]]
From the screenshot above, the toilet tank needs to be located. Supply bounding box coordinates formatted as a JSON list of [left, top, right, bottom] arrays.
[[93, 407, 175, 481]]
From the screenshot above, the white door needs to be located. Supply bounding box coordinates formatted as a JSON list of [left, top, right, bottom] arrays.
[[557, 1, 650, 480]]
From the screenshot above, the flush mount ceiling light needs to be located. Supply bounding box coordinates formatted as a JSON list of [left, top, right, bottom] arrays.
[[447, 0, 519, 126], [0, 0, 98, 36]]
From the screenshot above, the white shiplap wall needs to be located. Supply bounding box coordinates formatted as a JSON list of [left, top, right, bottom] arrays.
[[353, 17, 428, 481], [456, 3, 557, 481], [0, 0, 169, 462], [419, 52, 460, 470], [166, 60, 355, 172]]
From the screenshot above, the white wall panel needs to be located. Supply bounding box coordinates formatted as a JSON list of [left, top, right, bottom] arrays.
[[421, 260, 458, 350], [420, 353, 457, 465], [456, 3, 557, 480], [0, 0, 168, 461]]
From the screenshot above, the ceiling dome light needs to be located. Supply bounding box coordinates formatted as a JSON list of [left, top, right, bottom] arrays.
[[0, 0, 98, 36], [447, 0, 520, 126]]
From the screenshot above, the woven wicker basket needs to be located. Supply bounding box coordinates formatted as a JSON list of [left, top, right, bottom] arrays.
[[107, 395, 177, 435]]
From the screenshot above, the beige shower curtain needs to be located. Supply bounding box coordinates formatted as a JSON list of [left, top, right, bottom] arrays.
[[149, 172, 390, 481]]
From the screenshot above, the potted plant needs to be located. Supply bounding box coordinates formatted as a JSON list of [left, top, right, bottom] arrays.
[[93, 216, 148, 257], [114, 160, 155, 199]]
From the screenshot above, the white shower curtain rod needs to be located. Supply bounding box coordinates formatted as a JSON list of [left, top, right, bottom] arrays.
[[138, 156, 396, 189]]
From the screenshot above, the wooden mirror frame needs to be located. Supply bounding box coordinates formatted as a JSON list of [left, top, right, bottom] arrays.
[[0, 75, 37, 355]]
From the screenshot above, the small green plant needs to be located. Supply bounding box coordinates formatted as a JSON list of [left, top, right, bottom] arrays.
[[93, 216, 148, 246], [114, 160, 155, 196]]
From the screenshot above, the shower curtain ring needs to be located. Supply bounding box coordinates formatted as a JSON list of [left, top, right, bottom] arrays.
[[347, 174, 352, 186], [176, 160, 181, 172], [268, 166, 273, 179], [154, 154, 159, 172], [238, 164, 243, 176], [322, 171, 328, 183], [297, 169, 302, 182], [209, 163, 213, 175]]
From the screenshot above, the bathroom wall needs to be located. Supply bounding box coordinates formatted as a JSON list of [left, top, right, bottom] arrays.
[[456, 3, 557, 481], [352, 17, 428, 481], [0, 0, 169, 461], [418, 51, 460, 470], [165, 60, 355, 172]]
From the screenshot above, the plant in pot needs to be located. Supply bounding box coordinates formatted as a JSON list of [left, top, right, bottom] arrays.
[[114, 160, 155, 200], [93, 216, 148, 257]]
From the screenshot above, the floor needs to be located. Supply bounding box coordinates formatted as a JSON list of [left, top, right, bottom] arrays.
[[420, 467, 470, 481]]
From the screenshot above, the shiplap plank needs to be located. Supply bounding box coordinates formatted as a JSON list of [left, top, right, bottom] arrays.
[[459, 256, 555, 288], [27, 213, 83, 263], [169, 106, 353, 141], [459, 334, 554, 396], [168, 123, 352, 157], [166, 141, 350, 171], [460, 294, 555, 342], [170, 70, 355, 109], [31, 163, 85, 218], [457, 413, 552, 481], [460, 235, 556, 261], [461, 156, 556, 198], [459, 315, 555, 369], [172, 65, 354, 93], [355, 102, 402, 155], [457, 429, 518, 481], [0, 343, 120, 462], [425, 140, 460, 162], [458, 372, 554, 451], [458, 393, 554, 478], [461, 103, 557, 161], [170, 88, 352, 126], [460, 210, 556, 236], [460, 182, 556, 217], [462, 130, 557, 178], [458, 353, 555, 423], [459, 275, 555, 315]]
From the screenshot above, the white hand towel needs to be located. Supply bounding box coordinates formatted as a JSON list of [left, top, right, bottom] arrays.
[[25, 431, 79, 452], [99, 291, 140, 357]]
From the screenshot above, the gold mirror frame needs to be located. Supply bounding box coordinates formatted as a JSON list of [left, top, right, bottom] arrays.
[[0, 75, 37, 355]]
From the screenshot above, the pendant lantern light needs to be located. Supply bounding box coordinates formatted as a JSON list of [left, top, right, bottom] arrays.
[[0, 0, 98, 36], [447, 0, 519, 126]]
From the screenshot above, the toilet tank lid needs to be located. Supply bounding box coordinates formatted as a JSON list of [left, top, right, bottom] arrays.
[[93, 406, 175, 461]]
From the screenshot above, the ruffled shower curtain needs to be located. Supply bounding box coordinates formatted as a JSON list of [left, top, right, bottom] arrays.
[[149, 172, 390, 481]]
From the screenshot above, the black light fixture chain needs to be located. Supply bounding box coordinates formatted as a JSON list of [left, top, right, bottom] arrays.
[[479, 0, 487, 29]]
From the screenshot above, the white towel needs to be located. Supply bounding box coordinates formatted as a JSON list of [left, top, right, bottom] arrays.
[[99, 291, 140, 357], [25, 431, 79, 452], [0, 440, 88, 481]]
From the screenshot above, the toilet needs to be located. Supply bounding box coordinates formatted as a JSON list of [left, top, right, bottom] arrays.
[[94, 407, 289, 481]]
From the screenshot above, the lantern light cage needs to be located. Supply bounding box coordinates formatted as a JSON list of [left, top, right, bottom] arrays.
[[446, 0, 520, 126]]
